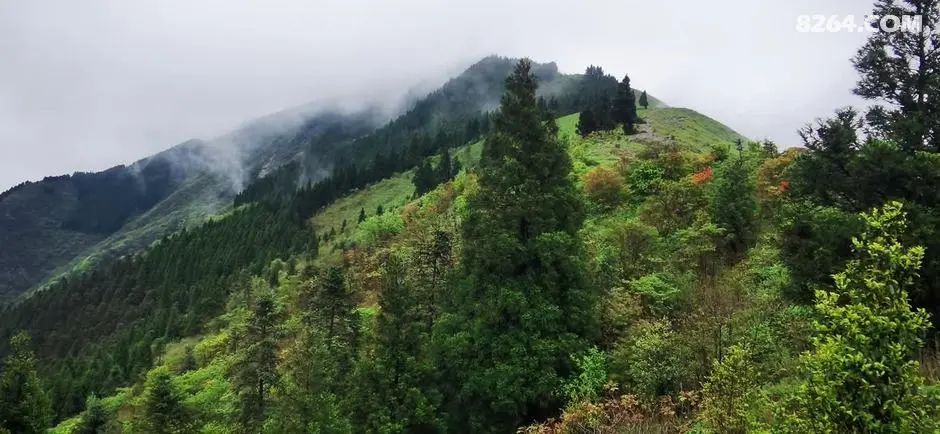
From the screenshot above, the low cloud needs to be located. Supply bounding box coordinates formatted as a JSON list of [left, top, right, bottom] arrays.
[[1, 0, 874, 191]]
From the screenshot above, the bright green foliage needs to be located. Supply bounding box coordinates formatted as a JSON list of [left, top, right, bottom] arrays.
[[628, 273, 685, 317], [610, 320, 688, 400], [435, 59, 594, 432], [561, 347, 608, 404], [274, 330, 352, 434], [232, 286, 281, 432], [783, 202, 935, 432], [712, 156, 757, 256], [699, 345, 763, 433], [71, 395, 109, 434], [141, 368, 191, 434], [355, 210, 404, 245], [0, 332, 52, 434], [628, 161, 665, 197]]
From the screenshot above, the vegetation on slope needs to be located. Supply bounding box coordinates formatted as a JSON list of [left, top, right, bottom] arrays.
[[6, 3, 940, 430]]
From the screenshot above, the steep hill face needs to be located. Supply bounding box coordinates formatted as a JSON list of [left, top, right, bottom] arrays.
[[0, 110, 379, 303], [0, 56, 570, 304], [0, 56, 722, 424]]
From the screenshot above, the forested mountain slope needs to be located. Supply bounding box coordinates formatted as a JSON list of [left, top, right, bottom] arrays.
[[5, 11, 938, 429], [0, 109, 379, 303], [0, 55, 597, 419]]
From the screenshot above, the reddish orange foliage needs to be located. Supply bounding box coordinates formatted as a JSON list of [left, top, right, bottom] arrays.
[[691, 167, 713, 185], [779, 180, 790, 193]]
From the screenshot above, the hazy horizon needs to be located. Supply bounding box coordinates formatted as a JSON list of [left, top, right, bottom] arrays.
[[1, 0, 873, 191]]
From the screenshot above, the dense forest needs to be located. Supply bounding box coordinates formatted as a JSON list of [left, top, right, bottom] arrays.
[[3, 1, 940, 432]]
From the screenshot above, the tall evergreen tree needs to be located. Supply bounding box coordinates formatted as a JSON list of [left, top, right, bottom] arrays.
[[854, 0, 940, 151], [73, 395, 109, 434], [0, 333, 51, 434], [412, 229, 454, 334], [438, 146, 454, 181], [577, 108, 598, 137], [358, 207, 367, 223], [274, 268, 359, 433], [611, 74, 638, 134], [141, 369, 190, 434], [639, 90, 649, 109], [302, 267, 357, 347], [712, 153, 757, 256], [357, 256, 441, 433], [436, 58, 594, 432], [233, 286, 280, 432]]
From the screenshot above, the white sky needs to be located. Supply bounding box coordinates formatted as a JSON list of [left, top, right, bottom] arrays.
[[0, 0, 875, 191]]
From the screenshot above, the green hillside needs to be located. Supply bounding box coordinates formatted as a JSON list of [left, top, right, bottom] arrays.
[[45, 100, 770, 432], [4, 46, 939, 433]]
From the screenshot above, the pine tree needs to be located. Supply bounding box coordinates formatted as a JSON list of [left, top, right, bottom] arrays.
[[274, 268, 358, 433], [436, 58, 593, 432], [412, 160, 437, 196], [853, 0, 940, 151], [357, 256, 441, 432], [141, 369, 190, 434], [438, 146, 454, 181], [73, 394, 109, 434], [712, 153, 757, 256], [233, 285, 280, 432], [577, 108, 598, 137], [639, 90, 649, 109], [784, 202, 936, 432], [358, 207, 367, 223], [0, 332, 52, 434], [412, 229, 454, 333], [612, 74, 638, 134]]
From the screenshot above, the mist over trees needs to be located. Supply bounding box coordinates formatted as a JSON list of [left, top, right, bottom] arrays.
[[4, 2, 940, 431]]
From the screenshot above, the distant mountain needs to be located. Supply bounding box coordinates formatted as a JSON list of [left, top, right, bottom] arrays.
[[0, 55, 568, 303], [0, 107, 380, 303]]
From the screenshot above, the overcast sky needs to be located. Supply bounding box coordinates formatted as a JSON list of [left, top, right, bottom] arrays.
[[0, 0, 875, 192]]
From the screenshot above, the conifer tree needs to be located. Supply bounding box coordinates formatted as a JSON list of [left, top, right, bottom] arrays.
[[612, 74, 638, 133], [438, 146, 454, 181], [141, 369, 190, 434], [854, 0, 940, 151], [358, 207, 366, 223], [639, 90, 649, 109], [73, 394, 109, 434], [302, 267, 357, 346], [436, 58, 593, 432], [274, 268, 358, 433], [233, 286, 280, 432], [712, 154, 757, 256], [412, 229, 454, 333], [357, 256, 441, 432], [0, 332, 52, 434], [577, 108, 598, 137]]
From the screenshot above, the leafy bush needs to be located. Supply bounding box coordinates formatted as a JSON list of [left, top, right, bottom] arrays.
[[611, 320, 690, 400], [628, 274, 685, 317], [355, 211, 404, 245], [628, 161, 665, 197], [562, 347, 609, 404], [583, 166, 624, 208]]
